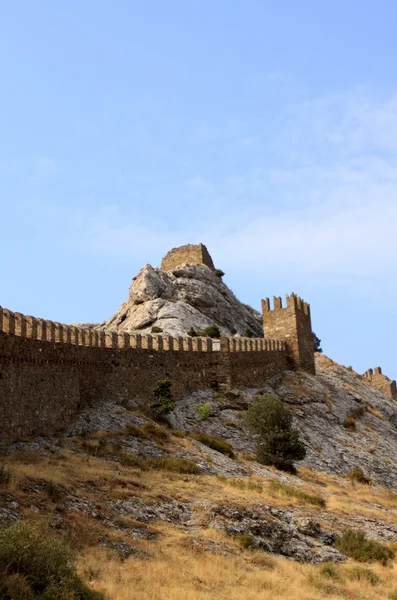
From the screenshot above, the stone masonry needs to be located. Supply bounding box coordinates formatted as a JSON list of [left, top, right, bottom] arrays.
[[362, 367, 397, 400], [262, 294, 315, 374], [161, 243, 215, 271], [0, 307, 290, 444], [0, 245, 319, 444]]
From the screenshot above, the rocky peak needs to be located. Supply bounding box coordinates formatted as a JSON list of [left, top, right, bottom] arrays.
[[99, 260, 263, 337]]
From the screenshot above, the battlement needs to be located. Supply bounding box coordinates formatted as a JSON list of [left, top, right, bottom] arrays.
[[161, 243, 215, 271], [362, 367, 397, 401], [261, 293, 310, 316], [0, 307, 286, 355], [262, 292, 315, 374]]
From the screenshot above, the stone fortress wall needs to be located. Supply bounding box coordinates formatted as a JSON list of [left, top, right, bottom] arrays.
[[362, 367, 397, 400], [3, 241, 392, 445], [0, 304, 293, 444]]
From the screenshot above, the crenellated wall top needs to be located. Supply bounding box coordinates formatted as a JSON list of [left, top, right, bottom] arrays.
[[0, 306, 287, 354]]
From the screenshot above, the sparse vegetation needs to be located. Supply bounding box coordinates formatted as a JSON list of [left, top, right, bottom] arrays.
[[268, 480, 326, 507], [141, 422, 169, 440], [171, 429, 186, 438], [187, 324, 220, 338], [214, 268, 225, 278], [124, 423, 147, 438], [365, 402, 384, 419], [234, 533, 257, 549], [0, 464, 11, 487], [0, 519, 103, 600], [226, 478, 263, 493], [120, 453, 200, 474], [192, 402, 212, 420], [346, 566, 380, 586], [202, 324, 221, 338], [245, 328, 254, 338], [5, 431, 397, 600], [192, 432, 235, 458], [335, 529, 394, 565], [343, 416, 356, 431], [151, 325, 163, 333], [245, 394, 306, 472], [319, 563, 340, 580], [312, 332, 323, 353], [347, 467, 371, 485], [349, 405, 365, 419]]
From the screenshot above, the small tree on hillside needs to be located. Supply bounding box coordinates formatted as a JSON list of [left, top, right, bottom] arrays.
[[152, 379, 174, 414], [245, 394, 306, 473], [312, 332, 323, 353]]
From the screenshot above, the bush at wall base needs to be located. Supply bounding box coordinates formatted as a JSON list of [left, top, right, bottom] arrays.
[[152, 379, 175, 414]]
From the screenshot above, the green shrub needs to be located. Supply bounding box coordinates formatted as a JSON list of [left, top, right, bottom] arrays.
[[120, 453, 200, 474], [171, 429, 186, 438], [346, 467, 370, 485], [152, 379, 175, 414], [246, 479, 264, 493], [202, 324, 221, 338], [245, 329, 254, 338], [346, 566, 380, 585], [230, 327, 237, 335], [312, 332, 323, 353], [187, 327, 197, 337], [234, 533, 257, 549], [0, 520, 103, 600], [335, 529, 394, 565], [343, 416, 356, 431], [214, 268, 225, 278], [0, 464, 11, 487], [124, 423, 147, 438], [268, 481, 326, 507], [319, 563, 340, 579], [227, 478, 263, 493], [192, 402, 212, 420], [141, 422, 169, 440], [192, 432, 235, 458], [151, 325, 163, 333], [245, 395, 306, 472], [349, 406, 365, 419]]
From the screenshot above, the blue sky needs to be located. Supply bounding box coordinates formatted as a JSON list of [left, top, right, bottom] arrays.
[[1, 1, 397, 377]]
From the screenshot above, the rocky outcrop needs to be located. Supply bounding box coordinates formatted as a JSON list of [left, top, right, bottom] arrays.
[[167, 354, 397, 488], [98, 263, 263, 337]]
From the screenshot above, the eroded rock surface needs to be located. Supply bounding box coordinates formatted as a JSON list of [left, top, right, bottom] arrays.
[[98, 263, 262, 337]]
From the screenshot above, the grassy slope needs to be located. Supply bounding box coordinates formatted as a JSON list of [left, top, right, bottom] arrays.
[[2, 425, 397, 599]]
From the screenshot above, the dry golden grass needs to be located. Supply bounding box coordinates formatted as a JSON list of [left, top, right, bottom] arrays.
[[4, 441, 397, 599], [76, 525, 397, 600]]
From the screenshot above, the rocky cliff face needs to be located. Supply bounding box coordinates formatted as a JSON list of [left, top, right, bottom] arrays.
[[164, 353, 397, 488], [98, 263, 263, 337]]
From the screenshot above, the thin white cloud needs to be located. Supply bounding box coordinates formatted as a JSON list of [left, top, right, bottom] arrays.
[[67, 88, 397, 292]]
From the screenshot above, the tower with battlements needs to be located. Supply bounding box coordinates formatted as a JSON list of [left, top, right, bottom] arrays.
[[262, 293, 315, 374], [362, 367, 397, 400]]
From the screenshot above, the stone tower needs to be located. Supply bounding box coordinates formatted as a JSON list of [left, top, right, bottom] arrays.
[[262, 293, 315, 374], [161, 243, 215, 271], [362, 367, 397, 400]]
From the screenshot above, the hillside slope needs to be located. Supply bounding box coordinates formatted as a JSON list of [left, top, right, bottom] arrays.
[[3, 356, 397, 598]]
